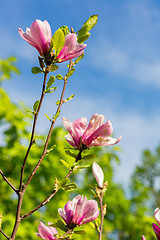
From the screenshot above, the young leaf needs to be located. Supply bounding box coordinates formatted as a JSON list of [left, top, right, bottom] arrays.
[[62, 182, 77, 191], [56, 74, 64, 80], [65, 150, 77, 158], [82, 154, 95, 160], [77, 33, 90, 44], [77, 15, 98, 43], [60, 159, 70, 169], [74, 53, 84, 64], [74, 229, 86, 234], [55, 219, 67, 232], [66, 67, 75, 78], [46, 75, 55, 90], [61, 178, 70, 187], [44, 113, 51, 121], [45, 87, 57, 94], [31, 67, 43, 74], [60, 26, 70, 36], [51, 29, 65, 56], [53, 110, 61, 120], [33, 100, 40, 113], [50, 64, 59, 72]]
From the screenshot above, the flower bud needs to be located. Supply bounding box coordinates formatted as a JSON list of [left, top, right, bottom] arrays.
[[92, 162, 104, 188]]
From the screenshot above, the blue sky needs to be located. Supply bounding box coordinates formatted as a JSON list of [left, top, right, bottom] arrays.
[[1, 0, 160, 187]]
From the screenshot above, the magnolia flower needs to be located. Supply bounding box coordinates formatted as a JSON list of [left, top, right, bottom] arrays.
[[62, 113, 121, 149], [58, 195, 99, 227], [36, 222, 58, 240], [18, 19, 52, 56], [56, 33, 86, 62], [153, 208, 160, 240], [142, 236, 146, 240], [92, 162, 104, 188]]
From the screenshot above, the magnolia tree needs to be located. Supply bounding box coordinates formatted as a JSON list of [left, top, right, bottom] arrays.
[[0, 16, 157, 240]]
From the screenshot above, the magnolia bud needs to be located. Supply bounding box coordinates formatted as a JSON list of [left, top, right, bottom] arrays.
[[92, 162, 104, 188]]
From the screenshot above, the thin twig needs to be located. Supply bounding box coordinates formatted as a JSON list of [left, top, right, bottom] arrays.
[[19, 70, 49, 192], [21, 148, 82, 220], [99, 191, 104, 240], [0, 169, 18, 194], [0, 229, 10, 240], [24, 61, 73, 189]]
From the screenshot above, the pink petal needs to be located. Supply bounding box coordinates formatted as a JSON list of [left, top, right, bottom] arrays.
[[65, 133, 76, 147], [38, 222, 55, 240], [82, 120, 113, 146], [153, 223, 160, 240], [73, 196, 87, 224], [90, 136, 122, 147], [92, 162, 104, 188], [142, 236, 146, 240], [83, 114, 105, 139], [155, 208, 160, 226]]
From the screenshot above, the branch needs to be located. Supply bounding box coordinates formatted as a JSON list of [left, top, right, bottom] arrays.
[[0, 169, 18, 194]]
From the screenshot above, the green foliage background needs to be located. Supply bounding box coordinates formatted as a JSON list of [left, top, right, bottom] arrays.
[[0, 58, 158, 240]]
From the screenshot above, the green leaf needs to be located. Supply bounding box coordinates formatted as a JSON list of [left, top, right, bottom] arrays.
[[50, 28, 65, 56], [61, 178, 70, 187], [33, 100, 40, 113], [53, 110, 61, 120], [46, 76, 55, 90], [63, 94, 75, 103], [50, 64, 59, 72], [56, 74, 63, 80], [60, 159, 70, 169], [44, 114, 51, 121], [89, 222, 95, 229], [60, 26, 70, 36], [66, 68, 75, 78], [78, 164, 90, 169], [77, 15, 98, 43], [82, 154, 95, 160], [65, 150, 77, 158], [45, 87, 57, 94], [54, 219, 67, 231], [62, 182, 77, 191], [74, 229, 86, 234], [77, 33, 90, 44], [47, 145, 56, 153], [56, 100, 60, 105], [31, 67, 43, 74], [74, 53, 84, 64]]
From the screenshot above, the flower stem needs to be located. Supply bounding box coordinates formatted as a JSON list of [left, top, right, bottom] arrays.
[[98, 191, 104, 240]]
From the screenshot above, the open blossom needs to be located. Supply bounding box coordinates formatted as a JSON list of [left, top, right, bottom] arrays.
[[36, 222, 58, 240], [58, 195, 99, 227], [153, 208, 160, 240], [56, 33, 86, 62], [18, 19, 52, 56], [62, 113, 121, 149], [92, 162, 104, 188]]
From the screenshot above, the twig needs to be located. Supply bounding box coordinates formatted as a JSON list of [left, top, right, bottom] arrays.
[[19, 69, 49, 192], [21, 148, 82, 220], [98, 191, 104, 240], [24, 61, 73, 188], [0, 169, 18, 194], [0, 229, 10, 240]]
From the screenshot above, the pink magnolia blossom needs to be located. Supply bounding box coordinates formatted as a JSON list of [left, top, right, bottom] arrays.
[[62, 113, 121, 149], [92, 162, 104, 188], [58, 195, 99, 227], [18, 19, 52, 56], [56, 33, 86, 62], [36, 222, 58, 240], [153, 208, 160, 240], [142, 236, 146, 240]]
